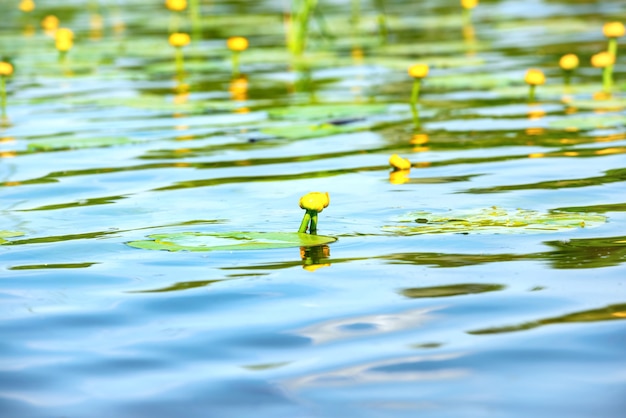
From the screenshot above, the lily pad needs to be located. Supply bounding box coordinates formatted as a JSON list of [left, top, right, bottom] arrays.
[[0, 231, 25, 244], [384, 207, 606, 235], [127, 231, 337, 252], [566, 99, 626, 111], [549, 115, 626, 131], [28, 137, 136, 151], [268, 103, 393, 120]]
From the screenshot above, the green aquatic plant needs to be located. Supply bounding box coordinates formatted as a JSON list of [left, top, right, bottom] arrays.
[[169, 32, 190, 75], [0, 61, 13, 121], [298, 192, 330, 234], [385, 207, 606, 235], [602, 22, 624, 92], [408, 64, 429, 126], [591, 51, 616, 93], [288, 0, 318, 57], [559, 53, 579, 86], [227, 36, 249, 77], [127, 193, 334, 251], [461, 0, 479, 27], [524, 68, 545, 102], [55, 27, 73, 62]]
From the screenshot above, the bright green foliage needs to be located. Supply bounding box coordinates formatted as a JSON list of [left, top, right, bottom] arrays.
[[385, 207, 606, 235], [127, 231, 337, 252]]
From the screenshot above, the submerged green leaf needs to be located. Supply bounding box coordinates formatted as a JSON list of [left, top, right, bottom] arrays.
[[268, 103, 398, 120], [127, 231, 337, 252], [28, 137, 135, 151], [385, 207, 606, 235], [549, 115, 626, 131]]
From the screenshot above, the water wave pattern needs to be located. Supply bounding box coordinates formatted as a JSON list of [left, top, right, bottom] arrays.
[[1, 0, 625, 417]]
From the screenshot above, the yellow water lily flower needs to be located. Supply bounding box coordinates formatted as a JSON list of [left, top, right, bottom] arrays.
[[559, 54, 579, 71], [55, 28, 74, 52], [227, 36, 249, 52], [299, 192, 330, 213], [408, 64, 429, 79], [0, 62, 14, 77], [42, 15, 59, 32], [166, 0, 187, 11], [461, 0, 478, 9], [19, 0, 35, 12], [389, 154, 411, 171], [591, 51, 615, 68], [524, 69, 545, 86], [169, 32, 191, 47], [603, 22, 625, 38]]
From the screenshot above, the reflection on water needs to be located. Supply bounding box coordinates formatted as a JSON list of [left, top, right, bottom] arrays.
[[293, 307, 439, 345]]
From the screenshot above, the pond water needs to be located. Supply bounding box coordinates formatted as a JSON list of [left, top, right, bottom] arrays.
[[1, 0, 626, 417]]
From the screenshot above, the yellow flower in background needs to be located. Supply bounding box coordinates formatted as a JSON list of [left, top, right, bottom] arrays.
[[19, 0, 35, 12], [603, 22, 625, 38], [461, 0, 479, 10], [408, 64, 429, 79], [524, 69, 545, 86], [559, 54, 579, 71], [591, 51, 615, 68], [55, 28, 74, 52], [389, 170, 410, 184], [0, 62, 14, 77], [227, 36, 249, 52], [299, 192, 330, 213], [389, 154, 411, 171], [42, 15, 59, 32], [165, 0, 187, 11], [169, 32, 191, 47]]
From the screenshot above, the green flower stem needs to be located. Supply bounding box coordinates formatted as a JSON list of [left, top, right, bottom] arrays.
[[563, 70, 572, 86], [298, 210, 313, 233], [58, 50, 67, 64], [309, 212, 319, 235], [528, 84, 536, 103], [462, 8, 472, 28], [602, 66, 613, 93], [190, 0, 201, 40], [351, 0, 360, 25], [410, 79, 421, 126], [605, 38, 618, 93], [0, 76, 6, 120], [289, 0, 318, 56], [175, 47, 184, 76], [232, 51, 240, 77]]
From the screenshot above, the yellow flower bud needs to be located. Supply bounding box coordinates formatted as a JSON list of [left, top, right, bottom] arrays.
[[169, 32, 191, 47], [0, 62, 14, 77], [603, 22, 625, 38], [19, 0, 35, 12], [227, 37, 249, 52], [55, 28, 74, 52], [408, 64, 429, 79], [461, 0, 478, 10], [591, 51, 615, 68], [559, 54, 579, 71], [299, 192, 330, 213], [42, 15, 59, 32], [165, 0, 187, 11], [524, 69, 545, 86], [389, 154, 411, 171]]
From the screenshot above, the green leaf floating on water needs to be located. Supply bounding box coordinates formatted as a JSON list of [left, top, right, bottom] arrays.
[[566, 98, 626, 111], [268, 103, 393, 120], [0, 231, 25, 244], [549, 115, 626, 131], [385, 207, 606, 235], [28, 137, 135, 151], [127, 231, 337, 252]]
